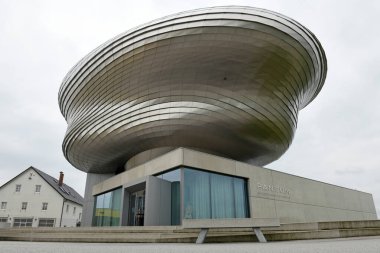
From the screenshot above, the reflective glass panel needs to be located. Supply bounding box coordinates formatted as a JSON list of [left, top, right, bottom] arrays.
[[184, 168, 249, 219], [93, 187, 122, 226]]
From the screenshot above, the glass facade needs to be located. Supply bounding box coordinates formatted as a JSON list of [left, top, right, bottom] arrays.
[[93, 167, 249, 227], [184, 168, 249, 219], [157, 167, 249, 223], [93, 187, 122, 226]]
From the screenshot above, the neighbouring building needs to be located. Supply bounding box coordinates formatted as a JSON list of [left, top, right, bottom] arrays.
[[0, 166, 84, 227], [58, 6, 377, 227]]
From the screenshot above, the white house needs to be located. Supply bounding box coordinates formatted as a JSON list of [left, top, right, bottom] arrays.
[[0, 166, 84, 227]]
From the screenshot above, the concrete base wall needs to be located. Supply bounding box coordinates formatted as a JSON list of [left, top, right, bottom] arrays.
[[124, 147, 175, 170], [0, 222, 11, 228], [90, 148, 377, 225]]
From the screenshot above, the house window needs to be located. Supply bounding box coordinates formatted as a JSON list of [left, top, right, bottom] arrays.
[[79, 213, 82, 220], [66, 204, 69, 213], [73, 207, 76, 215], [0, 217, 8, 222], [21, 202, 28, 210], [1, 202, 7, 210], [38, 218, 55, 227], [13, 218, 33, 227], [15, 184, 21, 192], [42, 202, 48, 211], [35, 185, 41, 193]]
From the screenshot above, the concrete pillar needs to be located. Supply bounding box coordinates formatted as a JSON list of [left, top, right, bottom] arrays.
[[144, 176, 172, 226]]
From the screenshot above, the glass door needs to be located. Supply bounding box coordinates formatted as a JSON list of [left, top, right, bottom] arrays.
[[128, 190, 145, 226]]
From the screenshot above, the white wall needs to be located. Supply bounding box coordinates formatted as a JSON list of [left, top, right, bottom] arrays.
[[61, 200, 83, 227]]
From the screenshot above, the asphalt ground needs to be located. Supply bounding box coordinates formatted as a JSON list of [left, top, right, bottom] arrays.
[[1, 236, 380, 253]]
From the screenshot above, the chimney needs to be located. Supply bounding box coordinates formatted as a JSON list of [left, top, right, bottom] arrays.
[[58, 171, 64, 186]]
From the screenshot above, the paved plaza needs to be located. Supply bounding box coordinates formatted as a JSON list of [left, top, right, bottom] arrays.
[[1, 237, 380, 253]]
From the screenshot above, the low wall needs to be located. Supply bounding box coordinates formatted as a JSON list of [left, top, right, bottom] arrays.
[[0, 222, 11, 228]]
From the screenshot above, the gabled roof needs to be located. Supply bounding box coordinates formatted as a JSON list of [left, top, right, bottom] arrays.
[[32, 167, 84, 205], [0, 166, 84, 206]]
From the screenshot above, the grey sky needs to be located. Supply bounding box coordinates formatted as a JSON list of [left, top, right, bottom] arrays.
[[0, 0, 379, 216]]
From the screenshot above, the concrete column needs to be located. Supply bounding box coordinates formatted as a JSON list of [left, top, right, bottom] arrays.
[[144, 176, 172, 226], [82, 173, 114, 227]]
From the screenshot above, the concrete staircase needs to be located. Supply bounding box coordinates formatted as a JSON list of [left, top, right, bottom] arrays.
[[1, 220, 380, 243]]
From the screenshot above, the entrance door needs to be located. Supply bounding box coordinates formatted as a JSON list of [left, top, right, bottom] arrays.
[[128, 190, 145, 226]]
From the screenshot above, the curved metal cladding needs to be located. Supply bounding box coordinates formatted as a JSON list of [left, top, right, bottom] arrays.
[[59, 6, 327, 173]]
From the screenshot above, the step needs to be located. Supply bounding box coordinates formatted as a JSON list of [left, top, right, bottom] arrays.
[[1, 220, 380, 243], [265, 220, 380, 231]]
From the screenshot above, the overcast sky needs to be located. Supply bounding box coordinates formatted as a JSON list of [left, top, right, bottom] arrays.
[[0, 0, 379, 216]]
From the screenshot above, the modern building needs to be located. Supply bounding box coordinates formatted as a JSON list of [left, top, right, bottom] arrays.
[[0, 166, 84, 227], [58, 6, 377, 227]]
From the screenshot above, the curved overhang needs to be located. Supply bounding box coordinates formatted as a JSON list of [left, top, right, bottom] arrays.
[[59, 6, 327, 173]]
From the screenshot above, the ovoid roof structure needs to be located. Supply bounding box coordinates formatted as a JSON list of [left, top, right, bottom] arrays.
[[59, 6, 327, 173]]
